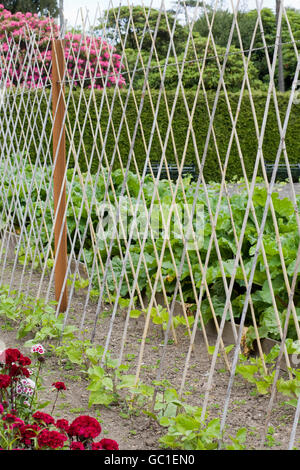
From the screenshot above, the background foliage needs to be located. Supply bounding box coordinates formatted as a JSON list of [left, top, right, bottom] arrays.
[[1, 89, 299, 181], [96, 5, 300, 92], [2, 0, 59, 17]]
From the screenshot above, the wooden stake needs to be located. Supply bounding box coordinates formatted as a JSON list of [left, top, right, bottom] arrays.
[[52, 39, 68, 312]]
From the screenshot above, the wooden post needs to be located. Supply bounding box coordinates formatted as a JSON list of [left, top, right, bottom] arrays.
[[52, 39, 68, 312]]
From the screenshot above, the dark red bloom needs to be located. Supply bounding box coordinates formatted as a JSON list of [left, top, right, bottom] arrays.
[[32, 411, 55, 426], [2, 414, 24, 430], [2, 413, 18, 424], [21, 367, 31, 378], [68, 415, 101, 440], [8, 364, 30, 378], [0, 374, 11, 389], [52, 381, 66, 391], [17, 424, 41, 446], [70, 441, 85, 450], [37, 429, 67, 449], [18, 356, 31, 366], [10, 417, 25, 430], [0, 348, 21, 365], [99, 438, 119, 450], [91, 441, 104, 450], [56, 419, 69, 433]]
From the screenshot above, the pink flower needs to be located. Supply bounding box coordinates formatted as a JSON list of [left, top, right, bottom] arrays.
[[0, 6, 125, 90], [31, 344, 45, 355]]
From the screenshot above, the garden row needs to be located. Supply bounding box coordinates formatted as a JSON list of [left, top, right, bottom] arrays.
[[1, 156, 300, 345]]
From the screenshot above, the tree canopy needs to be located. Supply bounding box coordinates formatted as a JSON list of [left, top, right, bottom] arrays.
[[96, 6, 189, 60], [96, 5, 266, 91], [195, 7, 300, 89], [140, 35, 263, 91], [116, 5, 300, 91], [2, 0, 59, 17]]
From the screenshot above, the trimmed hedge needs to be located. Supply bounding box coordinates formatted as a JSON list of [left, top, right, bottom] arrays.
[[1, 89, 300, 181]]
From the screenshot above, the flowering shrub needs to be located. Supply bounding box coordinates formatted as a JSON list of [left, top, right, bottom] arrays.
[[0, 4, 125, 89], [0, 345, 119, 450]]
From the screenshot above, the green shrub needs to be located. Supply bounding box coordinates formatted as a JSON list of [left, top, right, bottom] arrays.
[[1, 89, 299, 182]]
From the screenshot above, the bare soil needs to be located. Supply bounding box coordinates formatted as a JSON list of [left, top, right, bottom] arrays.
[[1, 261, 300, 451]]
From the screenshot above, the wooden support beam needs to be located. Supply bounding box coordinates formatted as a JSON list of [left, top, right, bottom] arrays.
[[52, 38, 68, 312]]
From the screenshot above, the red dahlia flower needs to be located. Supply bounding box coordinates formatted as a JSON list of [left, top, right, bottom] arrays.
[[70, 442, 85, 450], [32, 411, 55, 426], [91, 442, 104, 450], [56, 419, 69, 433], [0, 348, 21, 365], [0, 374, 11, 388], [10, 417, 25, 430], [2, 414, 24, 430], [2, 413, 18, 423], [37, 429, 68, 449], [17, 424, 41, 446], [18, 355, 31, 366], [68, 415, 101, 440], [52, 381, 66, 391], [99, 438, 119, 450], [8, 364, 30, 378]]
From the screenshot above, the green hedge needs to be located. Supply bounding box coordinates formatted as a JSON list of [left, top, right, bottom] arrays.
[[2, 89, 300, 181]]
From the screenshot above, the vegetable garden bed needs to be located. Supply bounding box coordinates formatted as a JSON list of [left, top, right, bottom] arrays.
[[1, 159, 300, 349]]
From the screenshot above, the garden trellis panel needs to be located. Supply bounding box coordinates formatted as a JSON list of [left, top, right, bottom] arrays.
[[1, 0, 300, 449]]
